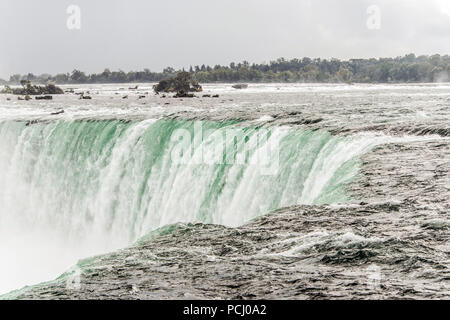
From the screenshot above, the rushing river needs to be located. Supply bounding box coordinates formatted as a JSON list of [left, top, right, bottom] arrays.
[[0, 83, 449, 299]]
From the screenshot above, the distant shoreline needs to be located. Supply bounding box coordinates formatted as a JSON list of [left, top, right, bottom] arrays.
[[2, 54, 449, 86], [3, 81, 450, 87]]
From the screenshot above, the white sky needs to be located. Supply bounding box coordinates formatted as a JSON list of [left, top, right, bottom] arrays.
[[0, 0, 449, 79]]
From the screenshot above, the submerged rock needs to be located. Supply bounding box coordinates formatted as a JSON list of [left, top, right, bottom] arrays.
[[35, 95, 53, 100], [174, 91, 195, 98], [18, 94, 36, 101]]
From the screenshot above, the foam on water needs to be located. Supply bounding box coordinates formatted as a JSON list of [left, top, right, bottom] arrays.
[[0, 118, 396, 293]]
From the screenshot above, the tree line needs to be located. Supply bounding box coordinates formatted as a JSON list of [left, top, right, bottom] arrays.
[[2, 54, 449, 85]]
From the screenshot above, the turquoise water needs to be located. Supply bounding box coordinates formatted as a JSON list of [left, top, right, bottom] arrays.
[[0, 119, 385, 293]]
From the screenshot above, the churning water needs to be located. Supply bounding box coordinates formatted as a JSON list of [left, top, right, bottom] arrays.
[[0, 118, 391, 293], [0, 83, 448, 298]]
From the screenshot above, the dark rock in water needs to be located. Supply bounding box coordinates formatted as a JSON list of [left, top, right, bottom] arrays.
[[51, 110, 64, 115], [25, 120, 39, 126], [285, 118, 323, 125], [202, 94, 211, 98], [138, 95, 146, 99], [35, 95, 53, 100], [129, 85, 138, 90], [123, 95, 128, 99], [212, 94, 220, 98], [232, 84, 249, 89], [174, 91, 195, 98], [153, 72, 202, 95], [80, 95, 92, 100], [303, 118, 323, 125]]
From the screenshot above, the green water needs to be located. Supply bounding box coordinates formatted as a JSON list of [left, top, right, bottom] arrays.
[[0, 118, 388, 295], [0, 119, 381, 244]]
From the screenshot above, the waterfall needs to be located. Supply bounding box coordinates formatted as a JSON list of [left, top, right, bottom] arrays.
[[0, 119, 387, 293]]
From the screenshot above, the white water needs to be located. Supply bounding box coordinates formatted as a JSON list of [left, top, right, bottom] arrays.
[[0, 118, 407, 294]]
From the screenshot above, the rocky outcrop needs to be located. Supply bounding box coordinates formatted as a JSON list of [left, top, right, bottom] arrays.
[[1, 81, 64, 95], [153, 72, 202, 95]]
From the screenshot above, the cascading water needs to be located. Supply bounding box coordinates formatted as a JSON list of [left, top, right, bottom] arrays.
[[0, 119, 389, 294]]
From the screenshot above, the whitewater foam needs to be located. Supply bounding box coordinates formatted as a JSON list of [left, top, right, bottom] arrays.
[[0, 119, 403, 293]]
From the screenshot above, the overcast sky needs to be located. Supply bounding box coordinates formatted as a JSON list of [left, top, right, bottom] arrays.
[[0, 0, 450, 79]]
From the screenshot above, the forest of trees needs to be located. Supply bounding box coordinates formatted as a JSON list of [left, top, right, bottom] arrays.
[[2, 54, 450, 85]]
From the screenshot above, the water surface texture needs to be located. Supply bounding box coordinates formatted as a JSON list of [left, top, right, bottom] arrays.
[[0, 83, 448, 299]]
